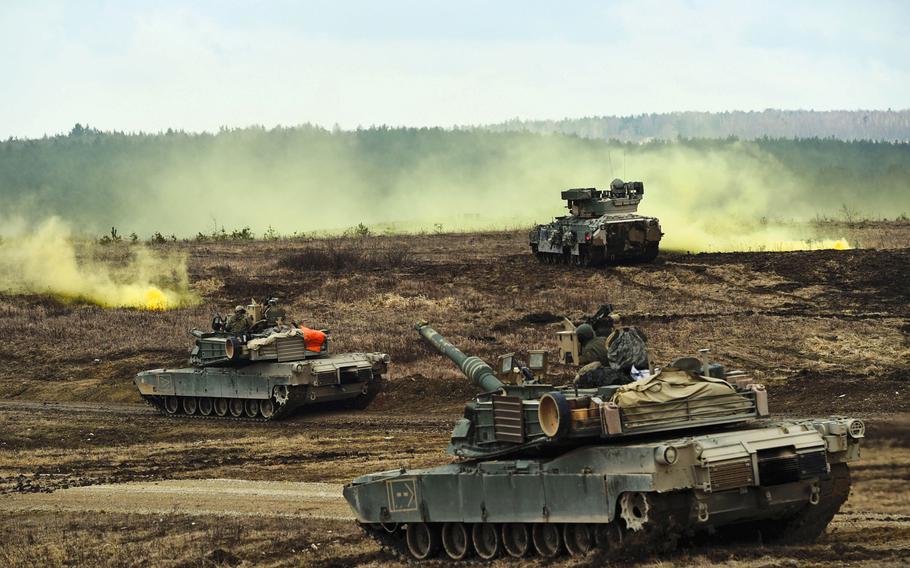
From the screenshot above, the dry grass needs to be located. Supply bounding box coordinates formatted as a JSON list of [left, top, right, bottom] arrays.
[[1, 226, 908, 416]]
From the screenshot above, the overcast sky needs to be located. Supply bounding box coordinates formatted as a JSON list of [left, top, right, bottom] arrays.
[[1, 0, 908, 138]]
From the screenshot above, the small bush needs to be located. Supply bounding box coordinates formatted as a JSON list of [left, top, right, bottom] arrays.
[[344, 223, 371, 238], [263, 225, 280, 241], [230, 227, 254, 240], [98, 227, 122, 245]]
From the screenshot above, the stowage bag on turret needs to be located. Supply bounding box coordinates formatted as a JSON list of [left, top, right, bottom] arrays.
[[611, 368, 750, 418], [606, 327, 649, 371]]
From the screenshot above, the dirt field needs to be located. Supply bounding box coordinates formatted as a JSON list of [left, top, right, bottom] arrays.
[[1, 224, 909, 567]]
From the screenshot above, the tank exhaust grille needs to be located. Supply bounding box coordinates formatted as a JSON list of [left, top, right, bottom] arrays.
[[707, 457, 754, 492], [492, 395, 525, 443], [276, 337, 308, 362]]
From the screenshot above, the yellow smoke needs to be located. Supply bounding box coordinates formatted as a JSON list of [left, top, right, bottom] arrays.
[[0, 217, 197, 310]]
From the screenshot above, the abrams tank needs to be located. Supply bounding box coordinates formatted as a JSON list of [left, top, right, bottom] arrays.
[[343, 322, 863, 561], [134, 300, 389, 421], [529, 179, 662, 266]]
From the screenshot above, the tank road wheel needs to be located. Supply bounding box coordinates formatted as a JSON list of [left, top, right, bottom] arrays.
[[472, 523, 501, 560], [501, 523, 530, 558], [228, 398, 244, 418], [620, 492, 650, 531], [213, 398, 228, 417], [593, 523, 623, 550], [181, 397, 198, 415], [244, 399, 260, 418], [406, 523, 441, 560], [259, 399, 276, 419], [532, 523, 563, 558], [564, 524, 594, 556], [164, 396, 180, 414], [442, 522, 472, 560]]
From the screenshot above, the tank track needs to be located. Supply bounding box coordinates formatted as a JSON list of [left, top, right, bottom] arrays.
[[356, 474, 851, 563], [356, 492, 688, 562], [752, 463, 852, 544], [358, 523, 410, 561], [141, 387, 307, 423]]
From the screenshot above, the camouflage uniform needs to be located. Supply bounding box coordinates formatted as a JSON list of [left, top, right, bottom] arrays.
[[577, 324, 610, 366], [224, 306, 252, 334]]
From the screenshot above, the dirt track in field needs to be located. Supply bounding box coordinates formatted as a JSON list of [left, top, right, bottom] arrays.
[[0, 479, 353, 520]]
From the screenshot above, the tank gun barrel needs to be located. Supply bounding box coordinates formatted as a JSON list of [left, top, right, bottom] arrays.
[[415, 321, 504, 393]]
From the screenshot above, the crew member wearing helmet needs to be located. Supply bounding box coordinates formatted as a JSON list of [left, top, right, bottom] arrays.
[[224, 305, 252, 334], [577, 323, 609, 366]]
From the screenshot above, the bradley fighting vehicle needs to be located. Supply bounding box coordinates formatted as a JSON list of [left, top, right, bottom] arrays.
[[529, 179, 662, 266], [134, 299, 389, 420], [343, 322, 863, 560]]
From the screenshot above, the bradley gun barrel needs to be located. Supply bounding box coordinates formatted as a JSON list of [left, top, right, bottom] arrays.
[[415, 321, 504, 393]]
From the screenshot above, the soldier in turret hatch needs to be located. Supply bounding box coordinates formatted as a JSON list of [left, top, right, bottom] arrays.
[[224, 305, 253, 334], [264, 297, 287, 328], [574, 320, 640, 388]]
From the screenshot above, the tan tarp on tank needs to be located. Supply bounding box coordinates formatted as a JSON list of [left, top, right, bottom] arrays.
[[246, 328, 303, 350], [611, 368, 752, 427]]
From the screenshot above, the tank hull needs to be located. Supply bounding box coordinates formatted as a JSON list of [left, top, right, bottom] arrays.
[[135, 352, 386, 420], [344, 417, 861, 559], [529, 214, 662, 266]]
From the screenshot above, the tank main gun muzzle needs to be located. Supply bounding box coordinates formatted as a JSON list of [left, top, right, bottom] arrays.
[[415, 322, 505, 393]]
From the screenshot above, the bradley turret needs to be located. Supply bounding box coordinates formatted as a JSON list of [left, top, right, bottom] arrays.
[[344, 320, 864, 561]]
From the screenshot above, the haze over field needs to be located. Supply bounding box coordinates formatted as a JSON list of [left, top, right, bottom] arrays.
[[1, 128, 907, 247]]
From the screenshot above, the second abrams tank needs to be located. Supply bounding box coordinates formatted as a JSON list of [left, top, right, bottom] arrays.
[[343, 323, 863, 561], [134, 300, 389, 421], [529, 179, 662, 266]]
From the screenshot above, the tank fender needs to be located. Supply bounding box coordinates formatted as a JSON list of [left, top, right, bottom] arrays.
[[604, 473, 655, 523]]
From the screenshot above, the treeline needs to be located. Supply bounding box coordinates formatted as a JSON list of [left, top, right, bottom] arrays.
[[0, 124, 908, 237], [485, 110, 910, 142]]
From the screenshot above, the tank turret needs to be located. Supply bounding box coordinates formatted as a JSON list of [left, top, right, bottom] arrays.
[[416, 322, 768, 459]]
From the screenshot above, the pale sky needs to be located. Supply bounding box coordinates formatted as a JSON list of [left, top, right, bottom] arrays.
[[1, 0, 908, 138]]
